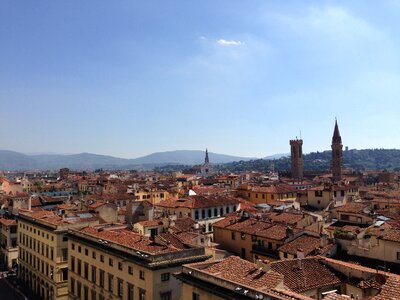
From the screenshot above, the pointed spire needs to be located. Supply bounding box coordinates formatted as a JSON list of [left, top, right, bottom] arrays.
[[332, 118, 342, 144], [205, 148, 209, 164]]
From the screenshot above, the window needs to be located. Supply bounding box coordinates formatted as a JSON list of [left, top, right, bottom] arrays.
[[192, 292, 200, 300], [139, 288, 146, 300], [118, 262, 123, 271], [109, 258, 113, 266], [108, 273, 114, 292], [91, 290, 96, 300], [84, 286, 89, 300], [241, 248, 246, 259], [161, 272, 170, 282], [214, 208, 218, 216], [118, 278, 123, 297], [160, 291, 172, 300], [195, 210, 199, 220], [70, 277, 75, 295], [77, 259, 82, 276], [231, 232, 235, 240], [63, 236, 68, 242], [85, 248, 89, 256], [91, 266, 96, 283], [140, 270, 145, 280], [78, 246, 81, 253], [71, 256, 75, 272], [397, 252, 400, 260], [315, 191, 323, 197], [128, 283, 134, 300], [77, 282, 82, 298], [62, 248, 68, 261], [201, 210, 205, 219], [92, 251, 96, 259], [99, 269, 105, 288], [128, 266, 133, 275], [100, 255, 104, 263], [220, 207, 223, 216], [61, 268, 68, 281], [84, 262, 89, 279], [207, 209, 212, 218]]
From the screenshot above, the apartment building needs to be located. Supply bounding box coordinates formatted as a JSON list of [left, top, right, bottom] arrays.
[[18, 210, 99, 300], [236, 184, 298, 205], [156, 195, 240, 235], [67, 224, 210, 300]]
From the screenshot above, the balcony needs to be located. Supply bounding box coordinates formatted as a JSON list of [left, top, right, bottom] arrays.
[[251, 245, 279, 258]]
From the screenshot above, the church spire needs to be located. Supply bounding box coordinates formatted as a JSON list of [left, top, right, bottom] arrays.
[[332, 118, 342, 144], [205, 148, 209, 164]]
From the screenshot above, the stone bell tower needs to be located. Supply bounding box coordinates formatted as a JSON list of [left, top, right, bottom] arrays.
[[331, 119, 343, 182], [290, 138, 304, 180]]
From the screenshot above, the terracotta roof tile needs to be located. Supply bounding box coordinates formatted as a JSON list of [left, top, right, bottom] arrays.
[[270, 257, 341, 293]]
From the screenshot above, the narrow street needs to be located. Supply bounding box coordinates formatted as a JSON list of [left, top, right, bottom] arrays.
[[0, 278, 26, 300]]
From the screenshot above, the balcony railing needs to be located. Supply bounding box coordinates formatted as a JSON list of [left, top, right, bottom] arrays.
[[251, 245, 279, 258]]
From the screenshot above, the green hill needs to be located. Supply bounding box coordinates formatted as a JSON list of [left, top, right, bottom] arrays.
[[216, 149, 400, 173]]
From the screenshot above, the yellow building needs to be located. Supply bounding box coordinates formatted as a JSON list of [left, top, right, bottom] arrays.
[[213, 214, 303, 262], [18, 210, 99, 300], [306, 184, 359, 210], [236, 185, 297, 205], [67, 224, 210, 300], [132, 188, 170, 205]]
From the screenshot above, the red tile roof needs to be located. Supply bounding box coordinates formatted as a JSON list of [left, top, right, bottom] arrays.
[[77, 227, 180, 254], [270, 257, 341, 293], [157, 195, 240, 209], [278, 235, 322, 256], [200, 256, 284, 290]]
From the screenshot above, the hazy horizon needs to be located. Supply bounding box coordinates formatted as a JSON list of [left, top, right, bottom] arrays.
[[2, 1, 400, 158]]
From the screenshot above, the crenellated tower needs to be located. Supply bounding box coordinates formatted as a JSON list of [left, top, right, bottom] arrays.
[[290, 138, 304, 180]]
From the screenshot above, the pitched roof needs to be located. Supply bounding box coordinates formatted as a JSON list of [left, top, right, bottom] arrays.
[[278, 235, 321, 256], [200, 256, 284, 290], [270, 257, 341, 293]]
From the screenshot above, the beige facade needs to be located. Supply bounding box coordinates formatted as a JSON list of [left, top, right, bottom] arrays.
[[67, 225, 210, 300], [0, 218, 18, 269], [18, 211, 99, 300]]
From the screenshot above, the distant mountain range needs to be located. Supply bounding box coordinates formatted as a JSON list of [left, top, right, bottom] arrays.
[[0, 150, 259, 171]]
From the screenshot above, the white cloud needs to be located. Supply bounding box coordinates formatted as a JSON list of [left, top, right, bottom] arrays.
[[217, 39, 242, 46]]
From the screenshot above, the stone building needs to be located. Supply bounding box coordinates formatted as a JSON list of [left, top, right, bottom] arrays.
[[290, 138, 304, 180]]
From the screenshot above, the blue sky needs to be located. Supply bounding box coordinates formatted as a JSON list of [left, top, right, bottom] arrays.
[[1, 1, 400, 158]]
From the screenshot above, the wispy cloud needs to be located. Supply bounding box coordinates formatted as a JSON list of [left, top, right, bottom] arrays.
[[217, 39, 243, 46]]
